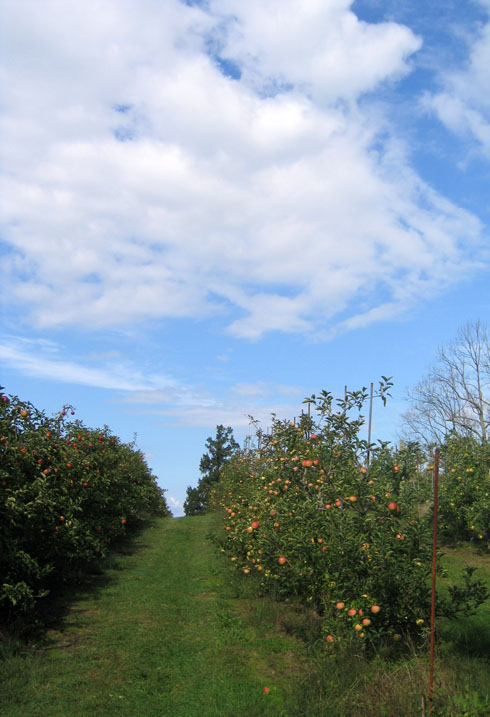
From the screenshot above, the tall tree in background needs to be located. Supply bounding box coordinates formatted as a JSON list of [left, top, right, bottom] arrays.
[[402, 321, 490, 447], [184, 425, 239, 516]]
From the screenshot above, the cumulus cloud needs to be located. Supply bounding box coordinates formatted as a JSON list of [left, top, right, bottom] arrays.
[[0, 0, 486, 340], [212, 0, 421, 101]]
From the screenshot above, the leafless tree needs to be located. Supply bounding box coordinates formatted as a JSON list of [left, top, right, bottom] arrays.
[[402, 321, 490, 447]]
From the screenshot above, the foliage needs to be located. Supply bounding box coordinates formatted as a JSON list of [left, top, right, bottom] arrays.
[[0, 387, 170, 632], [183, 484, 205, 516], [210, 382, 489, 650], [184, 425, 239, 515], [436, 434, 490, 545]]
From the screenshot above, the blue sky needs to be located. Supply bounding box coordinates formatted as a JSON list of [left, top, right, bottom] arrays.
[[1, 0, 489, 515]]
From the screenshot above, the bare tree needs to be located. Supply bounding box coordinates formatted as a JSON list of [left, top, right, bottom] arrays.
[[402, 321, 490, 446]]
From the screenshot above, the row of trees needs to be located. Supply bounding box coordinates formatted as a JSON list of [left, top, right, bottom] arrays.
[[186, 320, 489, 520], [1, 388, 170, 633], [209, 388, 488, 650], [184, 320, 489, 557]]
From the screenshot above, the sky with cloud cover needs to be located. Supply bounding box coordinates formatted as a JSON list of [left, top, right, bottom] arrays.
[[1, 0, 489, 514]]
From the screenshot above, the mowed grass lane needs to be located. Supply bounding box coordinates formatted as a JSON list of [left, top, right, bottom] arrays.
[[1, 515, 304, 717], [3, 515, 490, 716]]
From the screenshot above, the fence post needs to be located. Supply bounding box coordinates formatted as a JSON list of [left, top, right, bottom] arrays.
[[366, 382, 374, 468], [428, 447, 440, 716]]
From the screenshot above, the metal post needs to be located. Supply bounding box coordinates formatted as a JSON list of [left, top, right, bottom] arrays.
[[366, 382, 374, 468], [428, 448, 439, 716]]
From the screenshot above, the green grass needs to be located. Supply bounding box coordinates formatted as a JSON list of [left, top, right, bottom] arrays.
[[1, 517, 489, 716], [438, 543, 490, 659], [1, 515, 307, 716]]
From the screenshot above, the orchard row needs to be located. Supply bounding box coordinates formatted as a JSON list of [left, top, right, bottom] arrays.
[[0, 388, 170, 631], [211, 386, 489, 649]]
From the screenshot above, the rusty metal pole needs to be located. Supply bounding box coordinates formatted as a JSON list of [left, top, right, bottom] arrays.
[[428, 448, 439, 716]]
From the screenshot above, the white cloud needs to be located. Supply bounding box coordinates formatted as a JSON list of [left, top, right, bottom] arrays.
[[212, 0, 421, 101], [424, 5, 490, 156], [119, 381, 306, 429], [0, 0, 486, 340], [0, 335, 177, 392], [232, 382, 271, 398], [0, 332, 307, 429], [231, 381, 303, 398], [168, 496, 181, 510], [150, 400, 306, 430]]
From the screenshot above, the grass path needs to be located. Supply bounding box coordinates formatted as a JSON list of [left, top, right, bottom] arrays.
[[2, 515, 490, 716], [1, 515, 307, 717]]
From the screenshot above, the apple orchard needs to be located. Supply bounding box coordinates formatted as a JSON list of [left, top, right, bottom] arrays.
[[0, 388, 169, 631], [210, 384, 489, 649]]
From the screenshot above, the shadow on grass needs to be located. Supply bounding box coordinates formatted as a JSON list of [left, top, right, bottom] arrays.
[[439, 616, 490, 659], [1, 521, 156, 649]]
